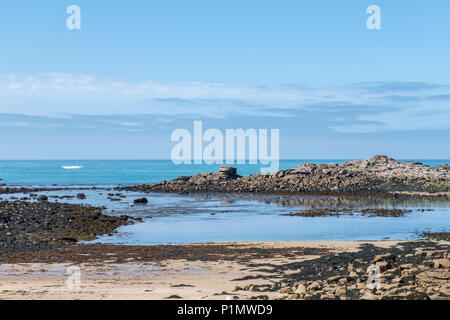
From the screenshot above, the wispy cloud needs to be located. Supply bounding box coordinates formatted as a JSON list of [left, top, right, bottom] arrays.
[[351, 81, 445, 93], [426, 94, 450, 101], [382, 95, 422, 103], [0, 73, 449, 133]]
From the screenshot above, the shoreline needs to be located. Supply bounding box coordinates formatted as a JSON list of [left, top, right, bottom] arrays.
[[1, 189, 449, 253], [2, 156, 450, 198], [0, 240, 448, 300], [0, 155, 449, 300], [1, 186, 449, 200], [0, 197, 448, 300]]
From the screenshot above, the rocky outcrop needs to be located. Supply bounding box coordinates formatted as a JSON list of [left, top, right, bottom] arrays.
[[120, 156, 450, 195], [0, 201, 139, 253], [232, 241, 450, 300]]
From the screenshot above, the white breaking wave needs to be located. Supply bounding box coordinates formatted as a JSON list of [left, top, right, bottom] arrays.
[[61, 166, 83, 170]]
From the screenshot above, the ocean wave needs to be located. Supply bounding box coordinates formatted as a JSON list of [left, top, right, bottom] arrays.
[[61, 166, 84, 170]]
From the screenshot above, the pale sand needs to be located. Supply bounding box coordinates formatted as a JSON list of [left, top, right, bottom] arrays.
[[0, 241, 411, 300]]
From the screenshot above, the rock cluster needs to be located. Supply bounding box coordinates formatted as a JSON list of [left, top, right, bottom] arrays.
[[232, 241, 450, 300], [120, 156, 450, 195], [281, 208, 414, 217], [0, 201, 136, 253]]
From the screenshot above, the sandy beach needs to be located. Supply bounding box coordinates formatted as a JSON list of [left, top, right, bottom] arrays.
[[1, 240, 448, 300]]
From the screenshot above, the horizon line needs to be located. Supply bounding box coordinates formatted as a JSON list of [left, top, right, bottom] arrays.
[[1, 158, 450, 161]]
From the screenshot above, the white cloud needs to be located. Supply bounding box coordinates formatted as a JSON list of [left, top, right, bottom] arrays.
[[115, 121, 142, 127], [359, 108, 450, 131], [0, 73, 449, 132], [0, 73, 368, 116]]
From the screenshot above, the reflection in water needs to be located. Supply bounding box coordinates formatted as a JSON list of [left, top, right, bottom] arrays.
[[189, 193, 450, 210], [2, 189, 449, 243], [92, 192, 450, 244]]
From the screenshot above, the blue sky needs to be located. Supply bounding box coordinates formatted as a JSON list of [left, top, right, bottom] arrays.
[[0, 0, 449, 159]]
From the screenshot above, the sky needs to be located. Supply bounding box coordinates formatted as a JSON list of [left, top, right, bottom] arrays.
[[0, 0, 449, 159]]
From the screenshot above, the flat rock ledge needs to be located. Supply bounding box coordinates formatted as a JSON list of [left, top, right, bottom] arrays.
[[0, 201, 138, 254], [120, 155, 450, 195]]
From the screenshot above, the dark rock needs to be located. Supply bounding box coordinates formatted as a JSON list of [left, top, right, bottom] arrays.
[[134, 197, 148, 204], [60, 237, 78, 242], [77, 193, 87, 199], [37, 195, 48, 201], [219, 166, 237, 175], [165, 295, 183, 299]]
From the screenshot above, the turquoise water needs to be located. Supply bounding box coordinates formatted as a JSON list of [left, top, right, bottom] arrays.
[[0, 159, 448, 186], [1, 159, 449, 243]]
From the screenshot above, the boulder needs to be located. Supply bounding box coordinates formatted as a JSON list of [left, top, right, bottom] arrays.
[[133, 197, 148, 204], [218, 166, 237, 175], [307, 281, 321, 292], [217, 166, 239, 180], [362, 155, 400, 168], [375, 261, 389, 272], [294, 284, 307, 294], [37, 195, 48, 201], [373, 253, 395, 263], [404, 161, 423, 166], [294, 163, 317, 174], [279, 287, 293, 294]]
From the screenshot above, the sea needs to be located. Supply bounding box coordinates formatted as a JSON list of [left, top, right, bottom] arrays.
[[0, 159, 449, 244], [0, 159, 447, 187]]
